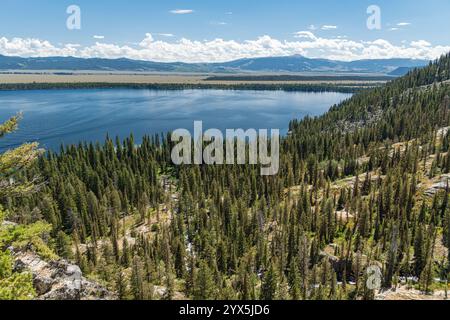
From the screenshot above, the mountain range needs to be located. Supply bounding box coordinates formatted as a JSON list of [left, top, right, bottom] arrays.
[[0, 54, 429, 75]]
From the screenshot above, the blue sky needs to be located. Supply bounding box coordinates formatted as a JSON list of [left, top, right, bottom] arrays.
[[0, 0, 449, 62]]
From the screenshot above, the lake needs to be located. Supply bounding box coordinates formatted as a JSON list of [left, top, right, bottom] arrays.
[[0, 89, 351, 152]]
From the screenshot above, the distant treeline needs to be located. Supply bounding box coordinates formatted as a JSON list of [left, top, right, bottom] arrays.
[[205, 75, 394, 82], [0, 82, 378, 93]]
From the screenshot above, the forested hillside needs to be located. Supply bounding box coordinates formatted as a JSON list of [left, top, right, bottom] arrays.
[[1, 54, 450, 300]]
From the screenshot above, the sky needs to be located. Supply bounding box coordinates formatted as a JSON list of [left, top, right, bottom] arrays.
[[0, 0, 450, 62]]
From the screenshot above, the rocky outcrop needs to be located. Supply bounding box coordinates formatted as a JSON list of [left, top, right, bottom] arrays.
[[376, 286, 448, 300], [1, 220, 17, 228], [424, 174, 450, 196], [13, 250, 116, 300]]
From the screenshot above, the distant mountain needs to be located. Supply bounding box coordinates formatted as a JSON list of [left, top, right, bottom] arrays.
[[0, 54, 429, 75], [212, 55, 429, 74], [388, 66, 416, 76], [0, 55, 197, 72]]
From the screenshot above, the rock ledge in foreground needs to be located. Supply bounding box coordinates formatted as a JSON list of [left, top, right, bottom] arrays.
[[13, 250, 116, 300]]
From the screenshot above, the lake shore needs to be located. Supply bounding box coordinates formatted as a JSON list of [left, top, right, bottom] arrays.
[[0, 73, 389, 84], [0, 73, 384, 93]]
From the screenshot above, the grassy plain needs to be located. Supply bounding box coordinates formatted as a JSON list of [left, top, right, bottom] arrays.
[[0, 72, 388, 86]]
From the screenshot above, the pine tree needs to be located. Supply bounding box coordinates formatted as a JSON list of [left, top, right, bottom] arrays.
[[0, 114, 42, 197], [116, 270, 128, 300], [121, 237, 130, 267], [55, 230, 72, 259], [131, 255, 145, 300], [260, 263, 278, 300], [194, 260, 216, 300], [414, 224, 425, 276]]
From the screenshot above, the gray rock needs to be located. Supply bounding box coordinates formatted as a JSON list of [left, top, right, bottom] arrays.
[[1, 220, 17, 228], [425, 177, 449, 196], [33, 276, 55, 295], [13, 250, 116, 300]]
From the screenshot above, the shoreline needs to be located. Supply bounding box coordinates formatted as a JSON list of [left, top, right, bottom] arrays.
[[0, 73, 386, 93], [0, 81, 377, 93]]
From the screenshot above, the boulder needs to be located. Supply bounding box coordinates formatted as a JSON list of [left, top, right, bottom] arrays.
[[13, 250, 116, 300]]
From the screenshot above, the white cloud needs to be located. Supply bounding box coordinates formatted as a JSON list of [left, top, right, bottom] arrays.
[[93, 35, 105, 39], [294, 31, 317, 40], [139, 33, 154, 46], [308, 25, 317, 31], [397, 22, 411, 26], [389, 28, 399, 31], [411, 40, 431, 47], [157, 33, 175, 37], [0, 33, 448, 63], [321, 25, 338, 30], [170, 9, 194, 15], [0, 37, 78, 57]]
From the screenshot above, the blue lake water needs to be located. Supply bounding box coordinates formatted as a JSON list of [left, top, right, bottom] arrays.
[[0, 89, 351, 152]]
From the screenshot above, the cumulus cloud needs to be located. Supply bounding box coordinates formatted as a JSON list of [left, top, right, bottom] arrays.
[[170, 9, 194, 14], [0, 37, 79, 57], [411, 40, 431, 47], [0, 33, 449, 63], [139, 33, 154, 46], [93, 35, 105, 39]]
